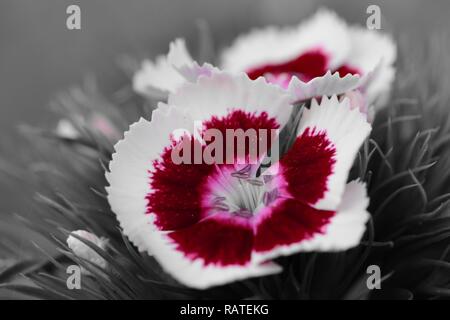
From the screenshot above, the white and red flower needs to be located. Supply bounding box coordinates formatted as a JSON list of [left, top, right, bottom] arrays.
[[221, 8, 396, 105], [133, 9, 396, 108], [107, 71, 371, 289]]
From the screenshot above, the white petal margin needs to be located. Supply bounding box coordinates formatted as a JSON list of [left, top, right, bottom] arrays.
[[253, 181, 370, 263], [345, 28, 396, 106], [221, 8, 350, 73], [106, 106, 281, 289], [106, 106, 195, 256], [288, 71, 360, 103], [133, 39, 194, 96], [168, 71, 292, 128], [144, 219, 282, 289], [298, 95, 372, 211]]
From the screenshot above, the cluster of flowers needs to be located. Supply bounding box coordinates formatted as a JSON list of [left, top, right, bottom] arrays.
[[69, 9, 396, 289]]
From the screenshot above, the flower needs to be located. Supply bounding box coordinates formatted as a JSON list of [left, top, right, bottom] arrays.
[[133, 9, 396, 108], [221, 8, 396, 105], [107, 71, 371, 289], [67, 230, 108, 272]]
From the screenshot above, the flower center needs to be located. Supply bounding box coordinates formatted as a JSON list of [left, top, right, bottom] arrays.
[[202, 165, 279, 219]]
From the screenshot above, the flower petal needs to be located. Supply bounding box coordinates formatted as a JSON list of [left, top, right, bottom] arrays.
[[176, 61, 219, 83], [167, 38, 194, 69], [345, 27, 397, 105], [221, 8, 351, 73], [168, 71, 292, 128], [153, 231, 281, 289], [296, 180, 370, 251], [288, 70, 360, 103], [252, 181, 369, 262], [165, 214, 281, 289], [279, 127, 335, 206], [298, 95, 371, 210], [253, 199, 334, 261], [106, 106, 195, 254], [133, 38, 194, 95]]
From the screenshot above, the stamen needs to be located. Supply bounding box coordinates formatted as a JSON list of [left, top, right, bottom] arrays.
[[246, 179, 264, 186], [232, 209, 253, 218], [263, 188, 279, 206], [262, 174, 275, 184], [212, 203, 230, 212], [207, 165, 275, 218], [211, 196, 229, 211], [231, 164, 252, 179], [212, 196, 226, 204], [231, 172, 251, 179]]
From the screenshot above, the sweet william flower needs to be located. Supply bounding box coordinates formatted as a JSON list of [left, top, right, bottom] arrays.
[[221, 8, 396, 106], [133, 9, 396, 109], [67, 230, 108, 273], [107, 71, 371, 289]]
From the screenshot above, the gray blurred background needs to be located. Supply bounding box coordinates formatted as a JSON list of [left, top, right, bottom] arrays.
[[1, 0, 449, 214]]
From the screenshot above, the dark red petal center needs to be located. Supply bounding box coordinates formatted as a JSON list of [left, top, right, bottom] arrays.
[[280, 127, 336, 205], [146, 110, 338, 266], [247, 49, 329, 83], [246, 49, 360, 88], [254, 199, 334, 252], [146, 110, 279, 230], [169, 216, 254, 266]]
